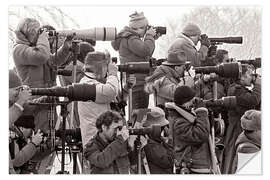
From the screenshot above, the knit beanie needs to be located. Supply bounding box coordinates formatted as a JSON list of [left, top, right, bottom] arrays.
[[174, 86, 196, 106], [129, 11, 149, 29], [182, 23, 201, 37], [9, 69, 22, 88]]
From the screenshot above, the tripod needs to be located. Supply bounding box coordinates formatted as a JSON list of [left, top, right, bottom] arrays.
[[134, 135, 150, 174]]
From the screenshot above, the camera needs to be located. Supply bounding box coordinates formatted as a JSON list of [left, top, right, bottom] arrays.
[[208, 36, 243, 45], [195, 96, 237, 109], [238, 57, 261, 69], [194, 62, 242, 79], [118, 62, 151, 74], [148, 26, 166, 37], [31, 83, 96, 101], [40, 27, 117, 41], [118, 124, 162, 138]]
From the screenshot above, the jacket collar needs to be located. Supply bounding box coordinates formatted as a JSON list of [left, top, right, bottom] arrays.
[[178, 33, 196, 48], [165, 102, 196, 123]]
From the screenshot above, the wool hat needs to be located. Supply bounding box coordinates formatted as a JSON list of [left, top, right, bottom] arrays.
[[14, 115, 35, 129], [163, 50, 187, 66], [142, 107, 169, 127], [129, 11, 149, 29], [241, 110, 261, 131], [182, 23, 201, 37], [174, 85, 196, 106], [9, 69, 22, 88]]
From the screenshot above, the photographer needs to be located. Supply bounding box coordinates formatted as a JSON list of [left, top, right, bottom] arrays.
[[83, 110, 131, 174], [168, 23, 210, 67], [59, 42, 95, 128], [141, 107, 174, 174], [78, 51, 119, 147], [9, 70, 31, 127], [236, 110, 261, 153], [221, 65, 261, 174], [13, 18, 73, 132], [166, 86, 211, 174], [111, 11, 159, 109], [145, 50, 193, 109], [9, 115, 43, 174]]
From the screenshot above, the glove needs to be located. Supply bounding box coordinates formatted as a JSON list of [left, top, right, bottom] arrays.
[[200, 34, 211, 48], [107, 62, 118, 76], [145, 26, 156, 37]]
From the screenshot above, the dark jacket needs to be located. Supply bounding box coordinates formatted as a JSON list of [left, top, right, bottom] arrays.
[[143, 137, 174, 174], [222, 80, 261, 174], [168, 106, 211, 171], [84, 133, 130, 174]]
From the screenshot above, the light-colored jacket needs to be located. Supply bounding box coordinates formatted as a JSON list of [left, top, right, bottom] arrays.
[[12, 18, 71, 132], [168, 33, 208, 67], [78, 73, 119, 147], [145, 74, 194, 106]]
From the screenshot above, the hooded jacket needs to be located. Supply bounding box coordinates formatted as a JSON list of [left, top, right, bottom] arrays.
[[168, 33, 208, 67], [13, 18, 71, 88], [12, 19, 71, 132]]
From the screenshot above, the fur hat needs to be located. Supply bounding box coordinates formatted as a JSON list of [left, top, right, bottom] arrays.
[[9, 69, 22, 88], [182, 23, 201, 37], [163, 50, 187, 66], [174, 86, 196, 106], [129, 11, 149, 29], [142, 107, 169, 127]]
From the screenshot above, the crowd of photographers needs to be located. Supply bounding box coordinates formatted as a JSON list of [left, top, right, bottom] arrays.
[[9, 11, 261, 174]]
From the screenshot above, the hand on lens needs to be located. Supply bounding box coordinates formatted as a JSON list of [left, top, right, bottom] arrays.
[[32, 129, 43, 146], [146, 27, 156, 37], [117, 126, 129, 141]]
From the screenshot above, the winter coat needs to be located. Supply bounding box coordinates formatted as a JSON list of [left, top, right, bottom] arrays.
[[78, 72, 119, 147], [145, 65, 194, 107], [143, 137, 174, 174], [168, 33, 208, 67], [235, 130, 261, 153], [221, 80, 261, 174], [12, 19, 71, 132], [84, 133, 130, 174], [167, 104, 211, 172], [111, 26, 155, 86]]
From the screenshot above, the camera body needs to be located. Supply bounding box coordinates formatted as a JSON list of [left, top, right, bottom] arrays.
[[148, 25, 167, 36]]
